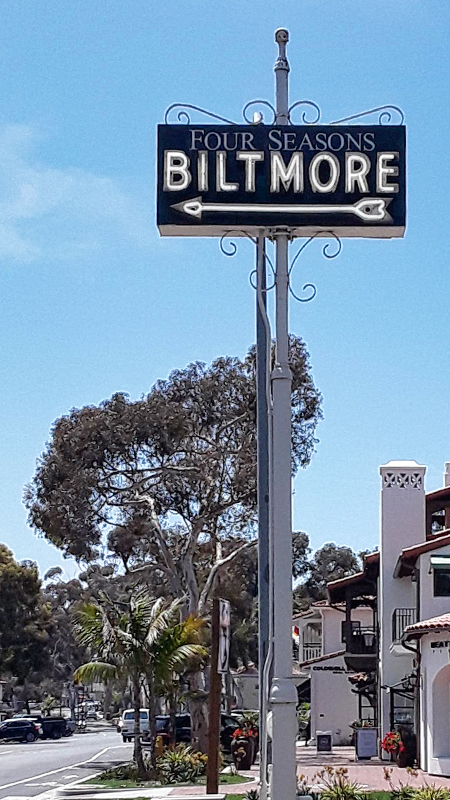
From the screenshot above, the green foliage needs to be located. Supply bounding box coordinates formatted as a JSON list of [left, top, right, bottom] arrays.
[[99, 762, 146, 783], [415, 789, 450, 800], [245, 791, 260, 800], [237, 710, 259, 729], [25, 338, 321, 569], [294, 543, 361, 612], [73, 588, 206, 778], [156, 744, 208, 785], [0, 544, 51, 683], [314, 767, 368, 800]]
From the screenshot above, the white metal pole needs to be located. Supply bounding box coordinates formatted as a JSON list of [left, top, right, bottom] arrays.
[[269, 27, 298, 800]]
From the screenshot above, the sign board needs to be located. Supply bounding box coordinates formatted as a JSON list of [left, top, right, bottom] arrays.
[[316, 731, 333, 752], [218, 598, 231, 674], [355, 728, 378, 760], [157, 124, 405, 238]]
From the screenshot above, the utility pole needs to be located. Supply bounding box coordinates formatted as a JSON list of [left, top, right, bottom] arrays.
[[268, 27, 298, 800], [257, 232, 270, 732], [206, 598, 221, 795]]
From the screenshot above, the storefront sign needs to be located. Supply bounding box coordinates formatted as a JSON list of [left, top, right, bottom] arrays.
[[355, 728, 378, 760], [157, 124, 406, 238]]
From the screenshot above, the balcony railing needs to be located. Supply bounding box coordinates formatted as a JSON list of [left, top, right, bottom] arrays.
[[342, 623, 377, 655], [392, 608, 417, 643], [302, 643, 322, 661]]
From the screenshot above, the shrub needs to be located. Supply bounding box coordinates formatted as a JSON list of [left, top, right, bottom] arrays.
[[314, 766, 368, 800], [297, 772, 318, 798], [415, 786, 450, 800], [156, 743, 208, 785], [98, 761, 147, 782], [383, 766, 417, 800]]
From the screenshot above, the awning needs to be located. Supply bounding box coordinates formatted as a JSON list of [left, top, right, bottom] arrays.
[[430, 555, 450, 569]]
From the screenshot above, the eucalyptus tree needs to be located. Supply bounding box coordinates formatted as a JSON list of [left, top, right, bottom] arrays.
[[26, 335, 321, 747], [73, 589, 206, 775]]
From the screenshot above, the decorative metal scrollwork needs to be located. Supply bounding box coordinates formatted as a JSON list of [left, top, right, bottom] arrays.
[[288, 232, 342, 303], [164, 104, 237, 125], [242, 100, 276, 125], [165, 100, 404, 127], [329, 105, 405, 125], [288, 100, 321, 124], [219, 232, 276, 291]]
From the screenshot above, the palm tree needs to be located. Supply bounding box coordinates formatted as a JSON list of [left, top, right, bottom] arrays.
[[73, 589, 206, 778]]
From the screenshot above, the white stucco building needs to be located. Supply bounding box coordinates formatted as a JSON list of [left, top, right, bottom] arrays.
[[326, 460, 450, 775], [293, 601, 373, 743]]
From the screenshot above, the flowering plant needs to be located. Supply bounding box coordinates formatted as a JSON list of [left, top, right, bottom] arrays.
[[382, 731, 405, 754], [232, 726, 258, 739]]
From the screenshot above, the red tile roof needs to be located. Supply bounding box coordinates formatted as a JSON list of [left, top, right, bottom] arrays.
[[394, 531, 450, 577], [404, 613, 450, 640]]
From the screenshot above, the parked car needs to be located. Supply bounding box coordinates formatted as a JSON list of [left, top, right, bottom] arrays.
[[153, 712, 240, 752], [118, 709, 240, 750], [13, 714, 74, 739], [119, 708, 150, 742], [0, 718, 42, 742]]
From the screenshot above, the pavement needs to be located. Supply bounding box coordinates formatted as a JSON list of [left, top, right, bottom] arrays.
[[0, 728, 131, 800], [295, 744, 450, 791], [6, 734, 450, 800]]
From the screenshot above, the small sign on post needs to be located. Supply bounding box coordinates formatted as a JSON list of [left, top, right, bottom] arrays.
[[218, 598, 231, 674]]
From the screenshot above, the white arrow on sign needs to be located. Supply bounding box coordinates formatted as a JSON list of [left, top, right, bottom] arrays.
[[171, 196, 392, 223]]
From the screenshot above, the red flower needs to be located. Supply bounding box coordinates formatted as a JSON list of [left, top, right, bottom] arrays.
[[382, 732, 403, 754]]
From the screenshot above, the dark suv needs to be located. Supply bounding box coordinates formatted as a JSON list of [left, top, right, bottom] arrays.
[[154, 713, 239, 752], [0, 718, 41, 742], [14, 715, 73, 739]]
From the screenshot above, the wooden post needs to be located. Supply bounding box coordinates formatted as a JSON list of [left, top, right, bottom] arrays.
[[207, 598, 221, 794]]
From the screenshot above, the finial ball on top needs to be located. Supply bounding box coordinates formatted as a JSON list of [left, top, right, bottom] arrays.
[[275, 28, 289, 45]]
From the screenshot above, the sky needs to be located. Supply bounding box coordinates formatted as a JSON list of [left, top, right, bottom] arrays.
[[0, 0, 449, 578]]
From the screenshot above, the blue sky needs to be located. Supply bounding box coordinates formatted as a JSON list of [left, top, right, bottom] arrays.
[[0, 0, 449, 577]]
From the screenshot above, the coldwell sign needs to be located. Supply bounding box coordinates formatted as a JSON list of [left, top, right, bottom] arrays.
[[157, 124, 406, 238]]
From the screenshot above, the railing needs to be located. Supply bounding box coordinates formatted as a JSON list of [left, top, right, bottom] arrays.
[[392, 608, 417, 642], [303, 644, 322, 661], [342, 623, 377, 655]]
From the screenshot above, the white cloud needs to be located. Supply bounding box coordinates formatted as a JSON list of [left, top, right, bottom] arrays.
[[0, 124, 153, 263]]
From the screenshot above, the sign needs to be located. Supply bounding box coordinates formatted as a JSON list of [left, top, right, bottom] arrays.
[[316, 731, 332, 752], [218, 598, 231, 674], [157, 124, 406, 238], [355, 728, 378, 760]]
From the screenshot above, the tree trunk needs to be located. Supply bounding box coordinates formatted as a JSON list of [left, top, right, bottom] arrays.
[[103, 683, 112, 719], [132, 675, 147, 778], [147, 684, 157, 769], [168, 692, 177, 745], [188, 670, 209, 753]]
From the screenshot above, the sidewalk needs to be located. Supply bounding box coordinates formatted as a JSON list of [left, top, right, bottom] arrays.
[[295, 745, 450, 791]]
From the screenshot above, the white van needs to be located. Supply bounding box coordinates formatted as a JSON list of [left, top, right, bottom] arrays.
[[119, 709, 150, 742]]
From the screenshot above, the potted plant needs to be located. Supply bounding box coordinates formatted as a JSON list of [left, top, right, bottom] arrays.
[[235, 713, 259, 764], [382, 731, 406, 765], [231, 726, 258, 770]]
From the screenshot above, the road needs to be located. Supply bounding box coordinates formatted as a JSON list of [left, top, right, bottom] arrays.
[[0, 728, 132, 800]]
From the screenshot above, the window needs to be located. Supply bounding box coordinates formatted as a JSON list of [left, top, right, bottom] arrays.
[[431, 555, 450, 597], [434, 569, 450, 597]]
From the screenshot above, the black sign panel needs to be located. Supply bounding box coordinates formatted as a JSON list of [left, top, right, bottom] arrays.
[[157, 124, 405, 238], [316, 733, 333, 752]]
